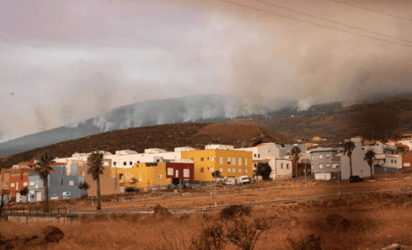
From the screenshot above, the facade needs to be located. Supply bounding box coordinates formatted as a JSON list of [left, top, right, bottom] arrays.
[[310, 147, 343, 179], [401, 152, 412, 168], [341, 137, 372, 180], [363, 141, 402, 170], [0, 169, 10, 193], [9, 167, 34, 198], [165, 162, 195, 183], [112, 162, 172, 191], [76, 159, 118, 196], [28, 165, 84, 202], [181, 146, 253, 182]]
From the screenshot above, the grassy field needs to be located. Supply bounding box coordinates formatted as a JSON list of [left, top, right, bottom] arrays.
[[2, 175, 412, 249], [2, 189, 412, 249]]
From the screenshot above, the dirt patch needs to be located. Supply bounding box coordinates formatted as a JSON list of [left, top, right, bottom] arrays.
[[220, 205, 251, 220]]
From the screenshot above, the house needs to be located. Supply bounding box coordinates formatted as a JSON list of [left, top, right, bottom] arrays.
[[340, 137, 372, 180], [112, 162, 172, 191], [309, 147, 343, 180], [401, 152, 412, 168], [363, 140, 402, 174], [181, 145, 253, 182], [0, 168, 10, 193], [165, 162, 195, 184], [28, 165, 84, 202], [9, 165, 34, 201]]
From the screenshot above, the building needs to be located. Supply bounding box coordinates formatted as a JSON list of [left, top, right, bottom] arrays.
[[112, 162, 173, 191], [401, 152, 412, 168], [0, 168, 10, 193], [28, 165, 84, 202], [165, 162, 195, 184], [181, 145, 253, 182], [363, 140, 402, 174], [9, 165, 34, 200], [309, 147, 343, 180]]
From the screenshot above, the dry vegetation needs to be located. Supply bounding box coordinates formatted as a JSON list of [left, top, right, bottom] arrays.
[[2, 191, 412, 249]]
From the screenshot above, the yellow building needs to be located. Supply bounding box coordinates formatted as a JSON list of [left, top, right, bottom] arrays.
[[181, 149, 253, 182], [111, 162, 171, 190]]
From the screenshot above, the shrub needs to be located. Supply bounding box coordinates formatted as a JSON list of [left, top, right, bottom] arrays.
[[220, 205, 251, 220], [191, 224, 226, 250], [226, 218, 271, 250], [287, 234, 322, 250]]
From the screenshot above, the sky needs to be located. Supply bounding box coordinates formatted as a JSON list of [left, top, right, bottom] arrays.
[[0, 0, 412, 142]]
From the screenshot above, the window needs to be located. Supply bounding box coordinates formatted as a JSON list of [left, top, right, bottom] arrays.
[[245, 169, 248, 173], [219, 168, 223, 172], [227, 157, 231, 165], [395, 160, 397, 164], [228, 168, 231, 173], [326, 163, 331, 168], [158, 175, 164, 179], [124, 162, 127, 166], [126, 173, 130, 179], [326, 154, 330, 159], [220, 157, 223, 164], [103, 161, 109, 166], [36, 180, 39, 185], [130, 161, 133, 165], [311, 155, 314, 160], [81, 171, 85, 177], [232, 168, 235, 173], [319, 164, 323, 169], [113, 161, 116, 166], [210, 157, 214, 161], [286, 164, 289, 169], [319, 155, 323, 160], [238, 168, 241, 173], [201, 157, 204, 162], [238, 158, 242, 165], [200, 168, 204, 173], [258, 154, 260, 158], [5, 182, 8, 186], [23, 182, 28, 187], [119, 174, 124, 181], [245, 158, 248, 166], [69, 180, 74, 186], [332, 164, 338, 169], [167, 168, 173, 175], [139, 174, 142, 182], [30, 181, 34, 186], [211, 167, 214, 172], [184, 169, 190, 178], [254, 163, 257, 168], [391, 160, 393, 163], [281, 163, 284, 169], [254, 154, 257, 157], [11, 183, 15, 188], [232, 157, 235, 165], [61, 179, 63, 185], [176, 170, 179, 178]]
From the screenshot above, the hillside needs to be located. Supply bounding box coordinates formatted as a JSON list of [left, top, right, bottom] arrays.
[[227, 97, 412, 143], [0, 123, 291, 169]]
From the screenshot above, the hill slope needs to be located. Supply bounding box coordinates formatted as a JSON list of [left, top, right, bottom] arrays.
[[0, 123, 290, 169]]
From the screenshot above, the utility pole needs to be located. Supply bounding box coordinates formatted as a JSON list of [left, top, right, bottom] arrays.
[[338, 171, 340, 196], [304, 160, 307, 188]]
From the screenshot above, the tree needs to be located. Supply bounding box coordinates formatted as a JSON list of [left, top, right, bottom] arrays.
[[0, 189, 5, 221], [87, 152, 105, 210], [19, 187, 29, 196], [343, 141, 356, 177], [364, 150, 376, 178], [78, 182, 91, 197], [256, 162, 271, 180], [35, 151, 55, 212], [212, 170, 221, 179], [291, 146, 301, 179], [226, 218, 271, 250]]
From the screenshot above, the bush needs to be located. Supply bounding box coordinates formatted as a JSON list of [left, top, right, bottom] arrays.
[[287, 234, 322, 250], [191, 224, 226, 250], [220, 205, 251, 220], [226, 218, 271, 250]]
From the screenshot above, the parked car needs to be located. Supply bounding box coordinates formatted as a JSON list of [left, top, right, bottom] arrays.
[[62, 192, 71, 200], [177, 184, 184, 189], [183, 183, 192, 189], [125, 187, 140, 193], [168, 184, 177, 189], [150, 185, 160, 191], [249, 177, 257, 183], [239, 175, 250, 184], [159, 185, 167, 190], [50, 194, 59, 200], [224, 179, 235, 186], [349, 175, 364, 183]]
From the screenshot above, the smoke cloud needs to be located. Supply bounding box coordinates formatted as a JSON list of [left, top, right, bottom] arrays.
[[0, 0, 411, 142]]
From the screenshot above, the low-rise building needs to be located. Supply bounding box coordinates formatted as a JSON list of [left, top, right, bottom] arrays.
[[309, 147, 343, 180]]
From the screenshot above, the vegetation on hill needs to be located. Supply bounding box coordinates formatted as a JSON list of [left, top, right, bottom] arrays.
[[0, 123, 291, 169]]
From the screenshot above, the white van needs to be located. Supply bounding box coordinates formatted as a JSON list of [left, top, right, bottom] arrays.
[[239, 176, 250, 184], [62, 192, 71, 200]]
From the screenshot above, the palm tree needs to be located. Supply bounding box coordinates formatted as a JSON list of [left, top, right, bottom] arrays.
[[291, 146, 301, 180], [35, 151, 55, 212], [364, 150, 376, 179], [87, 152, 104, 210], [343, 141, 356, 177]]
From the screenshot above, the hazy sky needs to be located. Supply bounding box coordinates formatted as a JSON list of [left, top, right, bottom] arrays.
[[1, 0, 411, 142]]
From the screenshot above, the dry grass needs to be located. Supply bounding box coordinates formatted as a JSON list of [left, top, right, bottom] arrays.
[[2, 191, 412, 249]]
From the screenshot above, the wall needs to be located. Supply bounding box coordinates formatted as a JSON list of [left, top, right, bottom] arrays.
[[401, 152, 412, 168], [273, 158, 293, 179], [341, 141, 371, 180], [77, 162, 117, 196], [0, 169, 10, 192], [181, 149, 253, 182], [310, 148, 342, 175], [165, 162, 195, 180]]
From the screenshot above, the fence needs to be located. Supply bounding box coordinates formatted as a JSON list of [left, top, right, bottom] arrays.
[[2, 206, 68, 216]]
